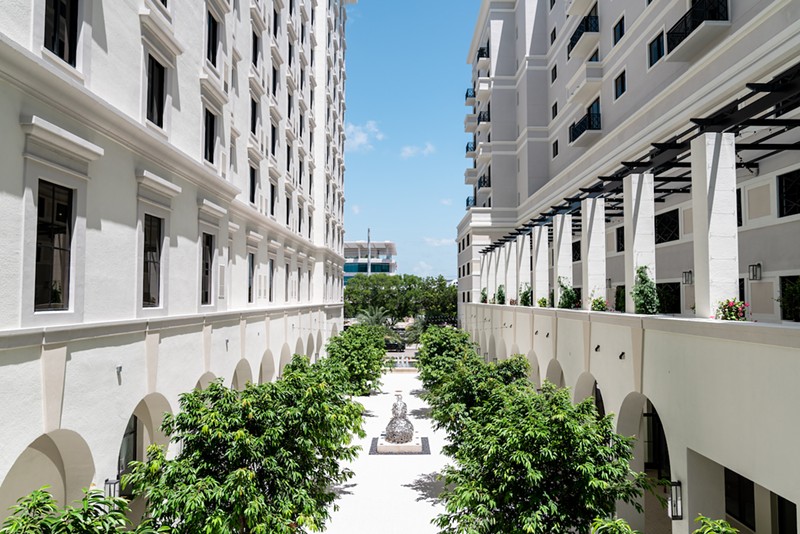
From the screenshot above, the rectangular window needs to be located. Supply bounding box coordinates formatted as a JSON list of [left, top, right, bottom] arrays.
[[286, 143, 292, 172], [143, 214, 163, 308], [552, 140, 559, 158], [207, 11, 219, 66], [613, 17, 625, 45], [249, 166, 257, 204], [550, 28, 556, 45], [204, 109, 216, 163], [252, 31, 259, 66], [146, 55, 166, 127], [201, 233, 213, 305], [614, 71, 627, 99], [268, 258, 274, 302], [589, 49, 599, 62], [285, 263, 290, 302], [551, 64, 557, 83], [35, 180, 73, 311], [777, 494, 798, 534], [248, 253, 255, 303], [725, 468, 756, 530], [45, 0, 79, 66], [250, 98, 258, 134], [616, 226, 625, 252], [550, 0, 555, 9], [736, 188, 743, 227], [656, 282, 681, 314], [552, 102, 558, 120], [780, 276, 800, 320], [285, 196, 291, 226], [270, 122, 278, 154], [649, 33, 665, 67], [655, 208, 680, 244], [572, 240, 581, 263], [273, 9, 279, 37], [778, 169, 800, 217], [272, 66, 278, 95]]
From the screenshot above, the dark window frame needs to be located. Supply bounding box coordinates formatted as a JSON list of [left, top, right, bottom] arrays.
[[778, 169, 800, 218], [648, 32, 665, 67], [204, 109, 217, 163], [725, 468, 756, 530], [44, 0, 79, 66], [142, 214, 163, 308], [206, 11, 219, 67], [146, 55, 166, 128], [616, 226, 625, 252], [614, 70, 626, 99], [201, 233, 214, 305], [613, 17, 625, 45], [655, 208, 680, 244], [35, 180, 73, 311]]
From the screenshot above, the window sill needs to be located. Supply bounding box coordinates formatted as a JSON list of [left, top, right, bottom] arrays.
[[40, 46, 85, 85], [145, 119, 168, 140]]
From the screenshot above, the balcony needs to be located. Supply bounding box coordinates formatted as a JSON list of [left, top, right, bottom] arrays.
[[465, 87, 476, 106], [465, 167, 478, 185], [478, 174, 491, 189], [666, 0, 730, 62], [476, 46, 490, 68], [569, 112, 602, 146], [465, 141, 476, 158], [567, 15, 600, 59], [465, 112, 477, 133], [466, 196, 477, 209], [477, 141, 492, 161], [477, 110, 491, 125], [565, 0, 592, 16], [476, 77, 491, 100], [566, 63, 603, 105]]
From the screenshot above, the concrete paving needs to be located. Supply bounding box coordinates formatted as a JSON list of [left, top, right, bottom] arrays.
[[324, 366, 448, 534]]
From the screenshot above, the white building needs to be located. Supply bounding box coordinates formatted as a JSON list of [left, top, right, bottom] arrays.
[[0, 0, 353, 518], [459, 1, 800, 532], [343, 240, 398, 284]]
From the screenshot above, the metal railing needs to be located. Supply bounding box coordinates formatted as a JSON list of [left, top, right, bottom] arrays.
[[569, 112, 602, 143], [477, 110, 491, 124], [666, 0, 728, 53], [477, 46, 489, 61], [567, 15, 599, 55], [478, 175, 491, 189], [465, 141, 476, 154], [466, 196, 477, 208], [465, 87, 476, 100]]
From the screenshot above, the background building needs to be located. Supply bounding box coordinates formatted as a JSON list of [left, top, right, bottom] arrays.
[[0, 0, 354, 518], [459, 1, 800, 532], [344, 240, 398, 284]]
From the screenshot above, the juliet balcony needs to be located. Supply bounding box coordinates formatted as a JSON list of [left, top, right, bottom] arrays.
[[465, 141, 476, 158], [666, 0, 730, 62], [569, 112, 602, 146], [568, 15, 599, 60], [478, 174, 491, 190], [476, 46, 490, 69], [566, 63, 603, 106], [466, 196, 477, 209], [465, 87, 476, 106], [477, 110, 491, 133]]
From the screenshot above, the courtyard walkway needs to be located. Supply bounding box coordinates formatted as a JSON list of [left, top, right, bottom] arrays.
[[324, 364, 448, 534]]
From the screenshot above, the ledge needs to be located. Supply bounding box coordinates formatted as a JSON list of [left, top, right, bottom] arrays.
[[136, 170, 182, 199], [21, 115, 104, 163]]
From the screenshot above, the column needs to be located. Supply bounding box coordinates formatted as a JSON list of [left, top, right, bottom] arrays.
[[487, 250, 496, 301], [532, 226, 549, 305], [506, 240, 518, 303], [623, 173, 656, 313], [552, 213, 573, 305], [480, 253, 488, 302], [581, 198, 606, 309], [691, 132, 739, 319], [496, 245, 507, 303], [518, 233, 532, 303]]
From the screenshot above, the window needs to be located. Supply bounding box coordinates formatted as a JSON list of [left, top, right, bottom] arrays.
[[550, 28, 556, 45], [270, 182, 277, 216], [552, 102, 558, 120], [248, 253, 255, 303], [780, 276, 800, 320], [778, 169, 800, 217], [776, 494, 798, 534], [285, 196, 291, 226], [725, 468, 756, 530], [268, 259, 274, 301], [252, 31, 260, 66], [614, 71, 626, 99], [273, 9, 279, 37], [589, 49, 599, 62], [616, 226, 625, 252], [655, 208, 680, 244], [613, 17, 625, 45], [736, 188, 743, 227], [572, 240, 581, 262], [35, 180, 73, 311], [204, 109, 216, 163], [649, 33, 665, 67], [142, 214, 162, 307], [550, 0, 555, 9], [249, 166, 257, 204], [146, 55, 166, 127], [201, 233, 214, 305], [657, 282, 681, 314], [270, 122, 277, 155], [272, 66, 278, 95], [285, 262, 290, 302], [286, 143, 292, 172], [250, 98, 258, 134], [45, 0, 79, 66], [206, 11, 219, 67], [118, 415, 138, 496], [552, 140, 559, 158], [551, 64, 557, 83]]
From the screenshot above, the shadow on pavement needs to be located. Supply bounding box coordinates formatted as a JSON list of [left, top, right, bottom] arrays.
[[332, 483, 358, 497], [403, 472, 445, 503], [409, 388, 426, 398], [409, 407, 431, 419]]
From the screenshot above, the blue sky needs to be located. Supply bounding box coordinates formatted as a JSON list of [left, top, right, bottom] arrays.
[[342, 0, 481, 279]]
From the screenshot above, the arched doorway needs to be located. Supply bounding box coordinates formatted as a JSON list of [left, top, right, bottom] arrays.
[[573, 372, 606, 418], [231, 359, 253, 391], [278, 344, 292, 378], [545, 359, 565, 388], [259, 350, 276, 384], [0, 430, 95, 518]]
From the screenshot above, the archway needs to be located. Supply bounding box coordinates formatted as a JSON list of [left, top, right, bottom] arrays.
[[0, 430, 95, 517], [509, 343, 520, 360], [330, 324, 339, 338], [496, 339, 507, 362], [487, 335, 497, 363], [259, 350, 276, 384], [573, 372, 606, 418], [231, 359, 253, 391], [295, 338, 305, 358], [306, 334, 315, 362], [195, 371, 217, 390], [617, 392, 672, 534], [526, 350, 541, 389], [116, 394, 172, 498], [278, 343, 292, 378], [544, 359, 565, 387], [315, 331, 324, 359]]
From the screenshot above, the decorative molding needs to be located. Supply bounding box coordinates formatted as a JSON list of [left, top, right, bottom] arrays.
[[136, 170, 182, 199], [139, 8, 184, 63], [21, 115, 103, 163], [198, 198, 227, 221]]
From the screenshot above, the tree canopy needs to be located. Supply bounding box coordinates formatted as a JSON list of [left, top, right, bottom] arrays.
[[344, 274, 456, 320]]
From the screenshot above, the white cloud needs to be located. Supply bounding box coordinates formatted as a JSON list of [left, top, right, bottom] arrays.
[[351, 205, 361, 215], [413, 261, 434, 276], [400, 142, 436, 159], [345, 121, 384, 152], [440, 198, 453, 206], [424, 237, 454, 248]]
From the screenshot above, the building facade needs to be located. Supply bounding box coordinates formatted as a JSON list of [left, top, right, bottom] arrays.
[[459, 1, 800, 532], [0, 0, 353, 518], [343, 240, 398, 284]]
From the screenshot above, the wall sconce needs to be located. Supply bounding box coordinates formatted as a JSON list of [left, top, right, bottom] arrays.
[[748, 263, 762, 281], [682, 270, 693, 285], [104, 478, 120, 498], [668, 481, 683, 520]]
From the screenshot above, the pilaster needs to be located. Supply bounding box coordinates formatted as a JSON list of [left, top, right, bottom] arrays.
[[623, 173, 656, 313]]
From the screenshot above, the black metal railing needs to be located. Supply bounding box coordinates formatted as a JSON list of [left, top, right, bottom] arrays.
[[465, 87, 476, 100], [569, 112, 601, 143], [477, 46, 489, 61], [466, 196, 477, 208], [477, 111, 491, 124], [666, 0, 728, 53], [465, 141, 476, 154], [567, 15, 599, 55], [478, 175, 491, 188]]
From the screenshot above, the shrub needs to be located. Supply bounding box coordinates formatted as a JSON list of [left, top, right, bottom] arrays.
[[537, 296, 548, 308], [592, 517, 641, 533], [496, 285, 506, 305], [631, 266, 659, 314], [557, 278, 580, 309], [693, 515, 739, 533], [591, 296, 609, 312], [716, 298, 749, 321], [480, 287, 488, 303], [519, 283, 532, 306]]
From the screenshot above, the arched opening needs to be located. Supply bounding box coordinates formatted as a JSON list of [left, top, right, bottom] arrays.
[[573, 372, 606, 418], [306, 334, 315, 362], [496, 339, 507, 362], [617, 392, 672, 534], [278, 344, 292, 378], [315, 331, 324, 360], [0, 430, 95, 518], [195, 371, 216, 390], [330, 324, 339, 338], [526, 350, 541, 389], [544, 359, 565, 388], [231, 359, 253, 391], [487, 335, 497, 363], [509, 343, 520, 358], [116, 394, 171, 500], [259, 350, 276, 384], [294, 338, 305, 358]]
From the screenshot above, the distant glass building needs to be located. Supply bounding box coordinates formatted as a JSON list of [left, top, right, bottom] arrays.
[[344, 241, 398, 284]]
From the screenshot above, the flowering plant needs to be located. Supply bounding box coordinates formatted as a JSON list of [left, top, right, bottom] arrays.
[[590, 296, 609, 312], [716, 298, 749, 321]]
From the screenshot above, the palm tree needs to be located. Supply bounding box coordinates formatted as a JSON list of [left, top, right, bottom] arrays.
[[355, 305, 390, 327]]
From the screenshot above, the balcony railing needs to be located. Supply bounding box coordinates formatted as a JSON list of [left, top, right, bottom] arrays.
[[465, 141, 476, 154], [667, 0, 729, 53], [476, 46, 489, 61], [465, 87, 476, 100], [569, 112, 601, 143], [478, 175, 491, 189], [567, 15, 599, 56], [477, 111, 491, 124], [466, 196, 477, 208]]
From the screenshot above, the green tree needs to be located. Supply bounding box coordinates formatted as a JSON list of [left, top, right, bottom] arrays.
[[416, 326, 477, 395], [355, 305, 391, 327], [123, 357, 364, 534], [631, 266, 659, 315], [325, 324, 387, 396], [0, 487, 162, 534], [693, 515, 739, 534], [592, 517, 641, 533], [344, 274, 456, 321]]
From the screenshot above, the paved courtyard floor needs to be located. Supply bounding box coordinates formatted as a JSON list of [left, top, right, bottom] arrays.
[[324, 366, 448, 534]]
